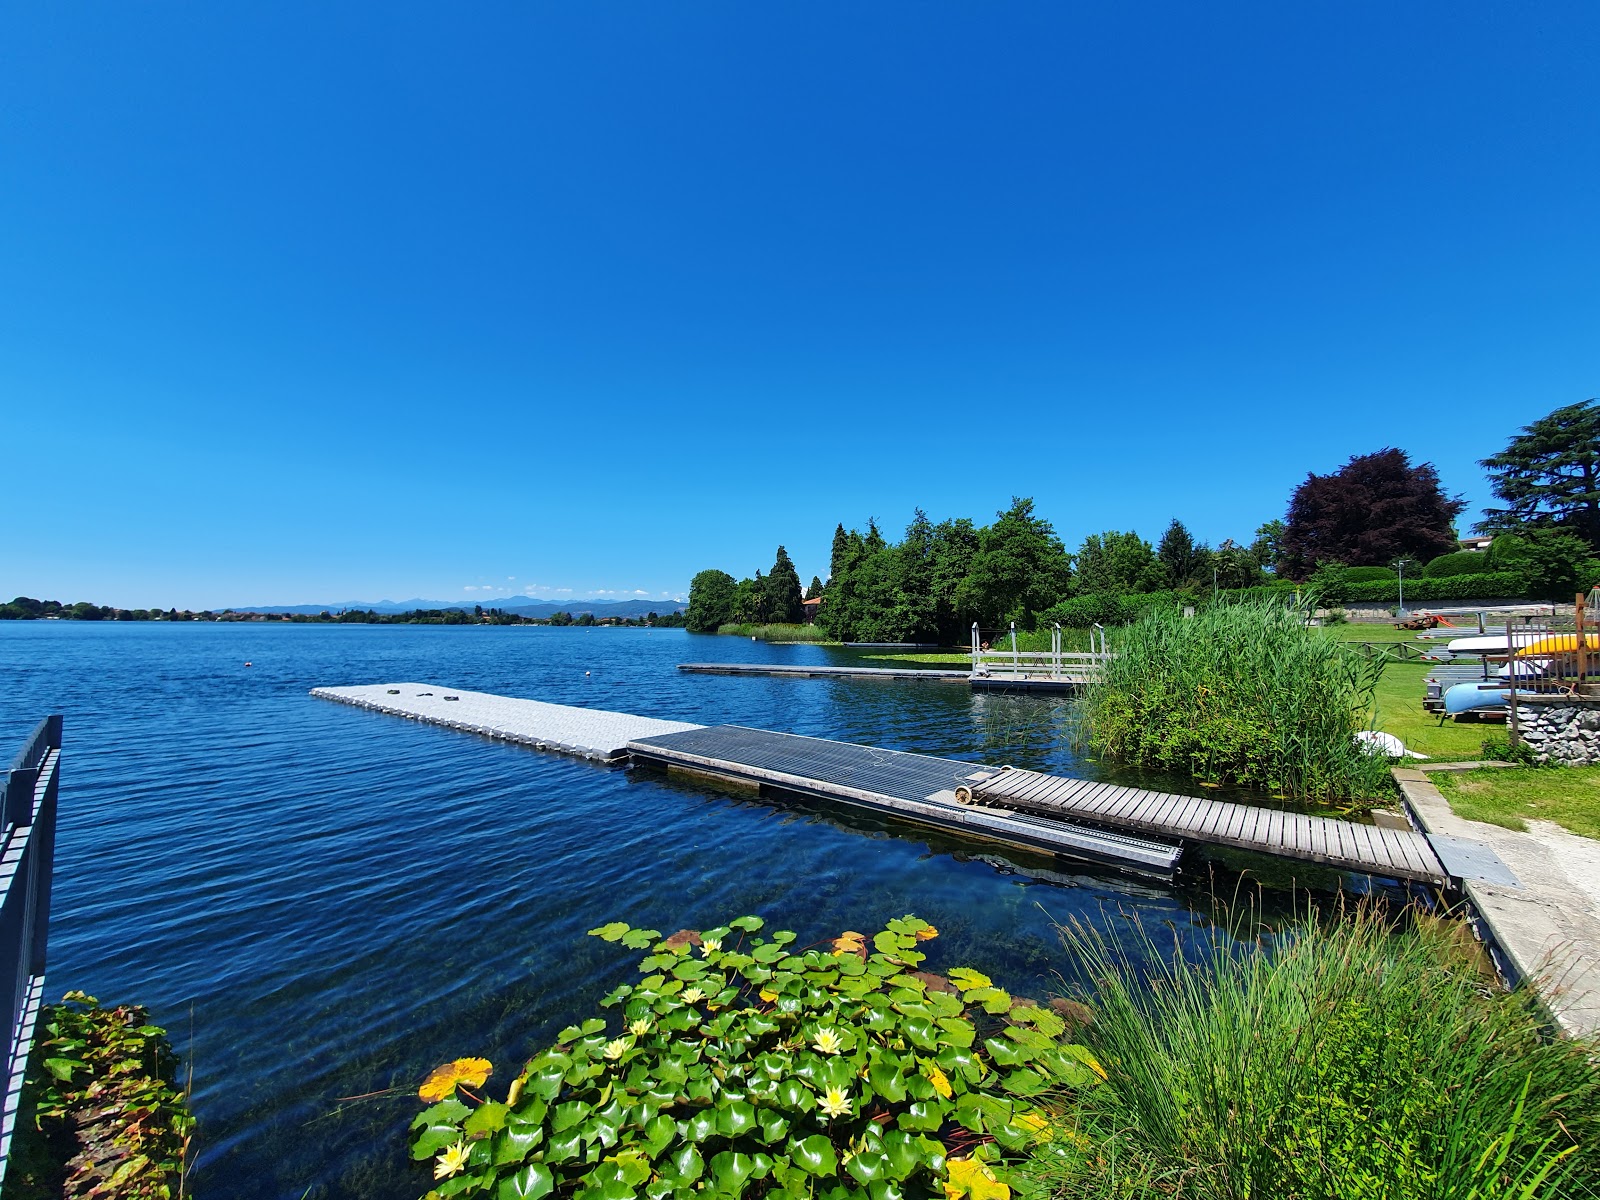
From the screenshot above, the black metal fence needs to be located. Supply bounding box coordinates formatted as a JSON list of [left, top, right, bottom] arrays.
[[0, 716, 62, 1184]]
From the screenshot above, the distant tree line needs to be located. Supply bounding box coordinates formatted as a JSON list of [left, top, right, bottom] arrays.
[[0, 597, 688, 628], [684, 399, 1600, 642]]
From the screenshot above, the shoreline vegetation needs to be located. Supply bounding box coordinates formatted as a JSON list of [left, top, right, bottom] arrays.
[[0, 596, 688, 627], [400, 908, 1598, 1200]]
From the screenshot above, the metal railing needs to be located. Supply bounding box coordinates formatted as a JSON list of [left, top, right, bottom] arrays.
[[0, 716, 62, 1187], [970, 622, 1111, 680]]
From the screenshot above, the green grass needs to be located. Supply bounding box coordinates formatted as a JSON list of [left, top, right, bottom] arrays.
[[1433, 766, 1600, 840], [852, 650, 971, 666], [1027, 906, 1600, 1200], [1367, 661, 1493, 761]]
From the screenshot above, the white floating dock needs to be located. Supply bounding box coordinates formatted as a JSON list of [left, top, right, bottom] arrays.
[[310, 683, 702, 761]]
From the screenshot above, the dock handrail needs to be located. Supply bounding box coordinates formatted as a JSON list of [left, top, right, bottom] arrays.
[[0, 716, 62, 1187], [970, 621, 1110, 680]]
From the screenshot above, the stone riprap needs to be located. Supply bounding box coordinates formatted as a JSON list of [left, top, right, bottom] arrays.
[[311, 683, 703, 761], [1517, 699, 1600, 767]]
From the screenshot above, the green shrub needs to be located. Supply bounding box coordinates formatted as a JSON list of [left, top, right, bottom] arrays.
[[1026, 907, 1598, 1200], [409, 916, 1104, 1200], [1330, 571, 1528, 603], [1425, 550, 1492, 578], [1342, 565, 1397, 582], [1084, 597, 1391, 803], [1039, 593, 1135, 629]]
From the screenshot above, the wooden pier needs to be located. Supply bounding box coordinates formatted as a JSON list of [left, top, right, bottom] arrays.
[[679, 663, 969, 682], [313, 684, 1512, 886], [967, 767, 1449, 882]]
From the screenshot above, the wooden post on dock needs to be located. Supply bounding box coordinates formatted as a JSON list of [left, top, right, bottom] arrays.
[[1577, 592, 1589, 686], [1507, 619, 1521, 746]]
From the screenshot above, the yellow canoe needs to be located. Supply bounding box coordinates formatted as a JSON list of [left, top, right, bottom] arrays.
[[1514, 633, 1600, 657]]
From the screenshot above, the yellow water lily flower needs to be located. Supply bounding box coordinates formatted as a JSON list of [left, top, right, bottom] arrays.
[[602, 1038, 630, 1060], [434, 1139, 471, 1180], [812, 1028, 844, 1055], [922, 1063, 953, 1099], [818, 1085, 851, 1118], [628, 1018, 651, 1037], [419, 1058, 492, 1103], [681, 987, 706, 1004]]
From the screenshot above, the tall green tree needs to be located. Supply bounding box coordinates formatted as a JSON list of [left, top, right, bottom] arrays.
[[1156, 519, 1210, 588], [1076, 530, 1164, 595], [1280, 448, 1465, 579], [1490, 530, 1600, 601], [1477, 399, 1600, 547], [955, 498, 1074, 630], [1251, 519, 1287, 575], [684, 569, 738, 632], [762, 546, 805, 623], [807, 576, 824, 600]]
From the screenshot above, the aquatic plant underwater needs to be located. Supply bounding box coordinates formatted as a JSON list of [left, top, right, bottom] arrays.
[[408, 916, 1103, 1200]]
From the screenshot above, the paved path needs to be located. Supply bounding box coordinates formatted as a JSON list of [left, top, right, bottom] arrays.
[[1394, 767, 1600, 1040], [311, 683, 702, 761]]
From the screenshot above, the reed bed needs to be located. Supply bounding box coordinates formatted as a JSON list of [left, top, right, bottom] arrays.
[[714, 622, 834, 642], [1084, 597, 1392, 805], [1029, 907, 1599, 1200]]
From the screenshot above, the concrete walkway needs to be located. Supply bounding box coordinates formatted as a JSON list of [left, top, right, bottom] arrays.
[[1394, 767, 1600, 1040]]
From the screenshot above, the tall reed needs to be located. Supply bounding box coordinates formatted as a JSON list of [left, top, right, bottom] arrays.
[[1083, 597, 1391, 804], [1030, 907, 1598, 1200], [714, 622, 834, 642]]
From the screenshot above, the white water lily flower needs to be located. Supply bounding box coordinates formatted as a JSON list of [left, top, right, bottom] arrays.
[[628, 1018, 652, 1037], [701, 938, 722, 955], [812, 1028, 844, 1055], [681, 987, 706, 1004], [435, 1140, 471, 1179], [602, 1038, 629, 1060], [819, 1086, 851, 1118]]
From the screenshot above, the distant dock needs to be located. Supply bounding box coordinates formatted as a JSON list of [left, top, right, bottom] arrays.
[[312, 682, 1513, 887], [678, 663, 968, 682]]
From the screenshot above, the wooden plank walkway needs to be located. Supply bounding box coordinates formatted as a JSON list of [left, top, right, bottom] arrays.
[[970, 768, 1449, 882], [679, 663, 969, 681]]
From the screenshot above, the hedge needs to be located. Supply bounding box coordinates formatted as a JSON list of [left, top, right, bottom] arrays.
[[1424, 551, 1493, 578], [1342, 566, 1397, 583], [1337, 571, 1527, 603]]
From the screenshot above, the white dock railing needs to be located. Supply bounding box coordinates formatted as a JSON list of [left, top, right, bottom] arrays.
[[969, 622, 1111, 681]]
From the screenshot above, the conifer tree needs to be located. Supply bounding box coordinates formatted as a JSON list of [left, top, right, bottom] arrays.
[[1477, 399, 1600, 547]]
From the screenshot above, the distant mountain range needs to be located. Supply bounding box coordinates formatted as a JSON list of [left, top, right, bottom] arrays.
[[227, 597, 686, 618]]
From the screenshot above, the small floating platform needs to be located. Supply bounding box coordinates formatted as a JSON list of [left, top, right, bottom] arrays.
[[311, 683, 701, 761], [678, 663, 969, 682], [626, 725, 1181, 875]]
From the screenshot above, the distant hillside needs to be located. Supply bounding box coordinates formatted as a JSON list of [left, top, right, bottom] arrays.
[[228, 597, 685, 618]]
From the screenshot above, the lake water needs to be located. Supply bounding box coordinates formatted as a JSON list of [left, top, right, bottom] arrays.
[[0, 623, 1267, 1198]]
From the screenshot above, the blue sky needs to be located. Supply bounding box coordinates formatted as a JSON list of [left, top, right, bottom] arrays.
[[3, 3, 1596, 609]]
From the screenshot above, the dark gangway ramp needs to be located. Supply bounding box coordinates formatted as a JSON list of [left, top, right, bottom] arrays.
[[626, 725, 1183, 875]]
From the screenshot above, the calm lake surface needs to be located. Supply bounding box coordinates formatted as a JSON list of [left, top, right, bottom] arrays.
[[0, 623, 1264, 1198]]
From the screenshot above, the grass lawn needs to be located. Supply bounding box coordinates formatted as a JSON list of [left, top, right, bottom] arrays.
[[1368, 661, 1494, 761], [1433, 766, 1600, 840]]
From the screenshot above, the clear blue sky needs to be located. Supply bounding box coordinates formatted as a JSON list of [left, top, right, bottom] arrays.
[[3, 3, 1596, 609]]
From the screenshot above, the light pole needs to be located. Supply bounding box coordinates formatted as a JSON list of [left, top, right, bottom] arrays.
[[1395, 558, 1407, 616]]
